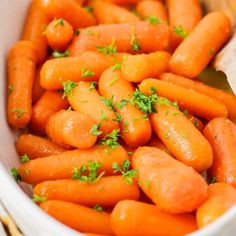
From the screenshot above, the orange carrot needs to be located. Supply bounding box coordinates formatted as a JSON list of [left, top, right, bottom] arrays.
[[16, 134, 69, 159], [150, 103, 213, 172], [40, 51, 124, 90], [106, 0, 138, 4], [160, 72, 236, 120], [196, 183, 236, 228], [203, 118, 236, 187], [132, 147, 208, 213], [147, 134, 171, 154], [69, 21, 169, 54], [136, 0, 168, 22], [32, 65, 45, 103], [7, 41, 36, 128], [46, 110, 97, 149], [121, 51, 170, 83], [169, 12, 232, 78], [167, 0, 202, 50], [22, 0, 49, 64], [99, 68, 152, 147], [40, 200, 114, 235], [92, 0, 140, 24], [44, 18, 73, 51], [30, 91, 69, 135], [69, 82, 119, 138], [34, 176, 140, 207], [39, 0, 96, 29], [111, 200, 197, 236], [19, 145, 129, 184], [139, 79, 228, 119]]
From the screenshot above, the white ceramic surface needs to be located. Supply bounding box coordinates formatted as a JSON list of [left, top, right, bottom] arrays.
[[0, 0, 236, 235]]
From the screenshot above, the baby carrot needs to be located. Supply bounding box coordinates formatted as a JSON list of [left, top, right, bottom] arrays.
[[203, 118, 236, 187], [32, 65, 45, 103], [7, 41, 36, 128], [99, 68, 152, 147], [132, 147, 208, 213], [147, 134, 171, 154], [196, 183, 236, 228], [46, 110, 97, 149], [34, 176, 140, 207], [21, 0, 49, 64], [167, 0, 202, 50], [44, 18, 73, 51], [169, 12, 232, 78], [40, 51, 122, 90], [111, 200, 197, 236], [19, 145, 129, 184], [150, 103, 213, 172], [121, 51, 170, 83], [69, 82, 119, 138], [106, 0, 138, 4], [92, 0, 140, 24], [16, 134, 68, 159], [69, 21, 169, 54], [39, 0, 96, 29], [40, 200, 114, 235], [139, 79, 228, 120], [160, 73, 236, 120], [30, 91, 69, 134], [136, 0, 168, 22]]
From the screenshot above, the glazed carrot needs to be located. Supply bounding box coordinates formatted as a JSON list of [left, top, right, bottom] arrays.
[[72, 0, 86, 4], [19, 145, 129, 184], [21, 0, 49, 64], [32, 65, 45, 103], [136, 0, 168, 22], [147, 134, 171, 154], [92, 0, 140, 24], [150, 103, 213, 172], [160, 73, 236, 120], [139, 79, 228, 119], [16, 134, 68, 159], [40, 200, 114, 235], [46, 110, 97, 149], [99, 68, 152, 147], [203, 118, 236, 187], [39, 0, 96, 29], [44, 18, 73, 51], [169, 12, 232, 78], [111, 200, 197, 236], [30, 91, 69, 134], [34, 176, 140, 207], [167, 0, 202, 50], [132, 147, 208, 213], [7, 41, 36, 128], [69, 21, 169, 54], [121, 51, 170, 83], [196, 183, 236, 228], [107, 0, 138, 4], [69, 82, 119, 138], [40, 51, 124, 90]]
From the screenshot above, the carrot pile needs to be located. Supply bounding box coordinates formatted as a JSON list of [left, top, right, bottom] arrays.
[[7, 0, 236, 235]]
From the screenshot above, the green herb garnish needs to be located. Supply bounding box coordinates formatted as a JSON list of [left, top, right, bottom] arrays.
[[52, 50, 70, 58], [173, 26, 189, 39], [100, 129, 121, 151], [32, 194, 47, 203], [10, 167, 21, 183], [20, 154, 30, 163], [62, 81, 77, 99], [93, 204, 103, 212], [90, 124, 102, 136], [12, 109, 27, 118], [146, 16, 161, 25]]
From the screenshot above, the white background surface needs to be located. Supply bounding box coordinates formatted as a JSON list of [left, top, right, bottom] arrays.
[[0, 0, 236, 235]]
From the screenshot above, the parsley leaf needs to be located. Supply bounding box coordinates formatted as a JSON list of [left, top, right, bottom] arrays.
[[100, 129, 121, 151], [90, 124, 103, 136], [130, 27, 141, 51], [112, 160, 138, 184], [83, 6, 93, 13], [10, 167, 21, 183], [93, 204, 103, 212], [62, 81, 77, 99], [89, 82, 98, 91], [146, 16, 161, 25], [96, 39, 117, 55], [72, 161, 105, 183], [111, 62, 121, 71], [20, 154, 30, 163], [100, 96, 115, 110], [173, 26, 189, 39], [116, 99, 129, 109], [55, 18, 64, 26], [52, 50, 70, 58], [32, 194, 47, 203], [8, 85, 14, 94], [112, 111, 122, 123], [81, 67, 95, 78], [12, 109, 27, 118]]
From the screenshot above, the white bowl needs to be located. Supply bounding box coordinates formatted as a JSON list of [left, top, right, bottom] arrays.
[[0, 0, 236, 235]]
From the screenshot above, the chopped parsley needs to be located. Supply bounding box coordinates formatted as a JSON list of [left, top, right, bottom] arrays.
[[62, 81, 77, 99], [90, 124, 102, 136], [111, 62, 121, 71], [12, 109, 26, 118], [116, 99, 129, 109], [10, 167, 21, 183], [89, 82, 98, 91], [55, 18, 64, 26], [8, 85, 14, 94], [100, 129, 121, 151], [93, 204, 103, 212], [96, 39, 117, 55], [81, 67, 95, 78], [112, 111, 122, 123], [20, 154, 30, 163], [72, 160, 105, 183], [52, 50, 70, 58], [112, 160, 138, 184], [173, 26, 189, 39], [100, 96, 115, 110], [146, 16, 161, 25], [32, 194, 47, 203], [130, 27, 141, 51]]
